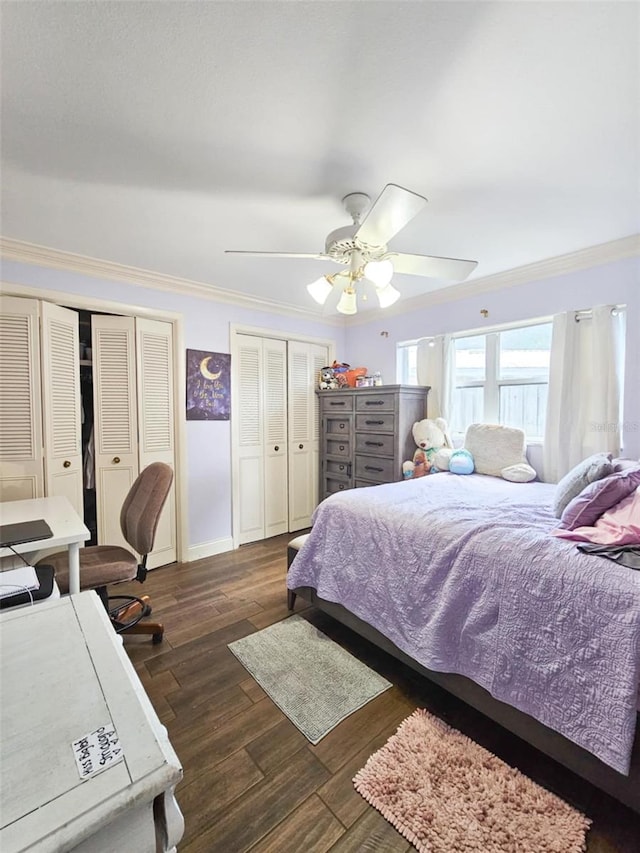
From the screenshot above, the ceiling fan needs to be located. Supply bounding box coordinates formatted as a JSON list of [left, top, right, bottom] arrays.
[[226, 184, 478, 314]]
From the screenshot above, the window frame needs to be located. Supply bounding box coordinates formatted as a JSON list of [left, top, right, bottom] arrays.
[[398, 317, 553, 440]]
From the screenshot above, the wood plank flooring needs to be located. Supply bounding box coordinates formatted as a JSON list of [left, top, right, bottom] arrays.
[[119, 533, 640, 852]]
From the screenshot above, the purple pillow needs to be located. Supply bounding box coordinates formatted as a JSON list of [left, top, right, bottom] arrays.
[[559, 466, 640, 530]]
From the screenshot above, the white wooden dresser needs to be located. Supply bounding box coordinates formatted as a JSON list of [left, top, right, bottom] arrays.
[[0, 592, 184, 852]]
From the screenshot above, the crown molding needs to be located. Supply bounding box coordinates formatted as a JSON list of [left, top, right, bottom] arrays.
[[0, 236, 345, 326], [350, 233, 640, 325], [2, 233, 637, 327]]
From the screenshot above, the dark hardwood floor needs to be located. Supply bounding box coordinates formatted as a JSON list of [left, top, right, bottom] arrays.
[[119, 533, 640, 852]]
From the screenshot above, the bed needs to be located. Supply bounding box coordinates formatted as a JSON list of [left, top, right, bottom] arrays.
[[286, 472, 640, 813]]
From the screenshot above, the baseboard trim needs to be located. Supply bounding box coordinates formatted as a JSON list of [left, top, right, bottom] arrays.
[[187, 537, 234, 562]]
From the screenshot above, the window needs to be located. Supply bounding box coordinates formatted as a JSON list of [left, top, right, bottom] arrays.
[[398, 321, 553, 439]]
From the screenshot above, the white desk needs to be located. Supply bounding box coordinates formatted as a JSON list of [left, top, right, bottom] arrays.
[[0, 496, 89, 595], [0, 592, 184, 853]]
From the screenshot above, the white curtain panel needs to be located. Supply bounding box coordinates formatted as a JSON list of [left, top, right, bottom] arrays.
[[416, 335, 453, 421], [543, 305, 624, 483]]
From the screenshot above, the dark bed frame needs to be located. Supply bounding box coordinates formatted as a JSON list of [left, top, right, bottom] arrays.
[[288, 584, 640, 815]]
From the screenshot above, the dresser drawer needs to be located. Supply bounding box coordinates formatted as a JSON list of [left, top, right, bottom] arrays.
[[325, 415, 352, 436], [355, 454, 396, 482], [325, 459, 351, 477], [355, 392, 396, 413], [324, 476, 352, 496], [321, 395, 354, 413], [355, 412, 395, 432], [355, 433, 395, 456], [355, 479, 385, 488], [325, 436, 351, 459]]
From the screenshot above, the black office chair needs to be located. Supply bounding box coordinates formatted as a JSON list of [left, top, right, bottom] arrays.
[[37, 462, 173, 642]]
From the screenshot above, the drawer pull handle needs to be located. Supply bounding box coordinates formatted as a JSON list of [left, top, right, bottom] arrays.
[[365, 400, 385, 406], [366, 419, 384, 425], [339, 423, 345, 429], [330, 401, 345, 406], [339, 485, 345, 490], [339, 464, 345, 471], [365, 441, 384, 447], [339, 445, 345, 451], [365, 465, 384, 472]]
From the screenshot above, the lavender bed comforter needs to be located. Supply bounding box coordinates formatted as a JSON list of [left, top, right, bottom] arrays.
[[287, 473, 640, 773]]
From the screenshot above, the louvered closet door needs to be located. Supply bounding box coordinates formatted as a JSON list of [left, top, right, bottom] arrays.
[[136, 318, 176, 568], [40, 302, 83, 516], [263, 338, 288, 538], [237, 335, 266, 545], [287, 341, 328, 530], [0, 296, 44, 501], [92, 315, 139, 552]]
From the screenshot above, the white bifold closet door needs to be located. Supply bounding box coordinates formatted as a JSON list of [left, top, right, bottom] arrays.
[[92, 315, 139, 552], [136, 318, 176, 569], [92, 315, 176, 568], [0, 295, 45, 501], [236, 335, 288, 545], [287, 341, 327, 531], [40, 302, 84, 517]]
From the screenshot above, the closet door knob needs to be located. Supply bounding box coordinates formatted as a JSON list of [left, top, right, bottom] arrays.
[[274, 446, 279, 452], [63, 460, 71, 468], [298, 444, 304, 449], [113, 457, 121, 464]]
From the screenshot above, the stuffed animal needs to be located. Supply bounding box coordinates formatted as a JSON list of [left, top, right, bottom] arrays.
[[448, 448, 475, 475], [404, 417, 454, 477], [319, 366, 338, 390]]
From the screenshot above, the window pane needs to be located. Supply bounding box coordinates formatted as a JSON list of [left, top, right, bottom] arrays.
[[499, 383, 548, 437], [452, 386, 483, 433], [454, 335, 486, 383], [499, 323, 551, 381], [397, 344, 417, 385]]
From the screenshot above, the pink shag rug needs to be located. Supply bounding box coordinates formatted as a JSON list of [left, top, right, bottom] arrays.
[[353, 709, 591, 853]]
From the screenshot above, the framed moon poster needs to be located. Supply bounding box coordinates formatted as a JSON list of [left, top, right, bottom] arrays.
[[186, 350, 231, 420]]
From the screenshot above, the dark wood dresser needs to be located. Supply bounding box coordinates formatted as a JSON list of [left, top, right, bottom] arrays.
[[317, 384, 429, 499]]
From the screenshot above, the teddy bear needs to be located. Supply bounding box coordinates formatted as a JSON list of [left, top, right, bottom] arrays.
[[318, 366, 338, 390], [403, 417, 454, 478]]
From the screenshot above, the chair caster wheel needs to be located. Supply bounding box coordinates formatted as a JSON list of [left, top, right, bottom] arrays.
[[152, 633, 163, 645]]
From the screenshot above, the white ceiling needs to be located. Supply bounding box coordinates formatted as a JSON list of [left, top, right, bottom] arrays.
[[1, 1, 638, 317]]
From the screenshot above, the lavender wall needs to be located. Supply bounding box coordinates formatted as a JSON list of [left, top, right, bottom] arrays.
[[1, 260, 345, 552], [346, 256, 640, 459]]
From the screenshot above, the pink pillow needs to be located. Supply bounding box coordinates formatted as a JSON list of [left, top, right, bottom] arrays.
[[559, 467, 640, 530], [554, 486, 640, 545]]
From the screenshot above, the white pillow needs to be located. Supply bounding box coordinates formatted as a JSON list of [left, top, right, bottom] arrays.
[[465, 423, 532, 479], [502, 462, 537, 483]]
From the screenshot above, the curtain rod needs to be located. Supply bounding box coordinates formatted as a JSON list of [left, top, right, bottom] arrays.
[[574, 304, 626, 322]]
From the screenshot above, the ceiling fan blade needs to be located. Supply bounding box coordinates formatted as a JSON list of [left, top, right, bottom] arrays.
[[355, 184, 428, 246], [225, 251, 328, 259], [391, 252, 478, 281]]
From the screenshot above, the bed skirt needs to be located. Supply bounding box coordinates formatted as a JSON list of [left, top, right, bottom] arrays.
[[290, 585, 640, 814]]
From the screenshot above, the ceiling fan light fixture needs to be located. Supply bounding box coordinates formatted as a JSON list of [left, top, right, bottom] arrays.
[[336, 287, 357, 315], [306, 275, 334, 305], [364, 259, 394, 288], [376, 282, 401, 309]]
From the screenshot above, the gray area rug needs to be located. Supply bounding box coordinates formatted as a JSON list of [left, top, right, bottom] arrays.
[[228, 615, 392, 744]]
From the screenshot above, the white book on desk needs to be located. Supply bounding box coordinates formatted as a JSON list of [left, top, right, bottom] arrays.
[[0, 566, 40, 599]]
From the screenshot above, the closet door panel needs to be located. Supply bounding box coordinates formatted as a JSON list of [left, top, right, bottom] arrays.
[[0, 296, 44, 501], [236, 336, 265, 544], [287, 341, 328, 531], [263, 339, 288, 538], [92, 316, 139, 551], [41, 302, 83, 516], [136, 318, 176, 568]]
